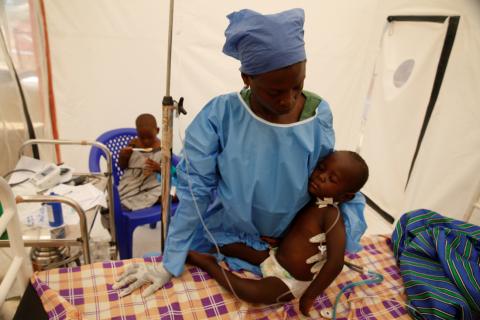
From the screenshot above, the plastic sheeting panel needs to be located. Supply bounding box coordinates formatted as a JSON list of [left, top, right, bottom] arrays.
[[0, 0, 54, 175], [360, 19, 448, 218]]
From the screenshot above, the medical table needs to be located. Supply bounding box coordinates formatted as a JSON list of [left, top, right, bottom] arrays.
[[0, 174, 108, 267], [1, 139, 114, 268]]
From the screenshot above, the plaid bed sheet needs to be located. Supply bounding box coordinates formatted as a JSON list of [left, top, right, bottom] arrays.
[[31, 235, 410, 319]]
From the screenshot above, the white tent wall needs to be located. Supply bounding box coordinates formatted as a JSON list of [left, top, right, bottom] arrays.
[[173, 0, 480, 222], [170, 0, 383, 149], [43, 0, 170, 171], [397, 0, 480, 222], [359, 0, 480, 222], [43, 1, 479, 221], [45, 0, 382, 171]]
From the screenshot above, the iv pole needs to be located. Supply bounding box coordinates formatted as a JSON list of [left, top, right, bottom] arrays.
[[160, 0, 186, 252]]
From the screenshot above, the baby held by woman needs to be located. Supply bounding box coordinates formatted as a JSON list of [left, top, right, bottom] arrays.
[[187, 151, 369, 316]]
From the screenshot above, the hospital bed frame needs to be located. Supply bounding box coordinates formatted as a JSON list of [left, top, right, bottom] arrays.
[[0, 177, 32, 308], [13, 194, 93, 264]]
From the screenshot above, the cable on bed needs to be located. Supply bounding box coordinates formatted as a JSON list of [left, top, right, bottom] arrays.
[[2, 169, 35, 187], [343, 294, 422, 319]]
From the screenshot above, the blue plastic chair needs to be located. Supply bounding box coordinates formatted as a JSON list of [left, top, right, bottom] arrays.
[[88, 128, 179, 259]]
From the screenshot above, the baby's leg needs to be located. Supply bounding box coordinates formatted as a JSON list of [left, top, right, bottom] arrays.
[[187, 251, 293, 304], [219, 243, 269, 265]]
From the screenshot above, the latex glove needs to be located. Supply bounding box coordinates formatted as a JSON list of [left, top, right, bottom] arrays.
[[112, 262, 172, 297]]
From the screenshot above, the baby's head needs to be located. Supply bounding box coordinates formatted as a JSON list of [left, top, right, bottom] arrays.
[[308, 151, 369, 203], [135, 113, 159, 148]]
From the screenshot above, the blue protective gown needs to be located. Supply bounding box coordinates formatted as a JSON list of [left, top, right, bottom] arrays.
[[163, 92, 366, 276]]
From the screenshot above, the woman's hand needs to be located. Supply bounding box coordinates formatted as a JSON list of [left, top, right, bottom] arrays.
[[113, 262, 172, 297]]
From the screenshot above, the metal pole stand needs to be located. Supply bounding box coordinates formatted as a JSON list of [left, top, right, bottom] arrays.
[[160, 96, 186, 252]]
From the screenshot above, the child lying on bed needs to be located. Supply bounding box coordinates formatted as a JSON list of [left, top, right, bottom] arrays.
[[187, 150, 369, 316]]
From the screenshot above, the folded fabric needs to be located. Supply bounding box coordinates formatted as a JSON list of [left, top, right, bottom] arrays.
[[392, 209, 480, 320]]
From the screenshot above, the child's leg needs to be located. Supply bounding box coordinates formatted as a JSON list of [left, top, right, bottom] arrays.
[[187, 251, 293, 304], [219, 243, 269, 265]]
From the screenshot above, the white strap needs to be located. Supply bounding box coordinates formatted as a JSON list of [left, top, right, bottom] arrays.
[[310, 260, 326, 274], [306, 254, 319, 264], [309, 233, 324, 243]]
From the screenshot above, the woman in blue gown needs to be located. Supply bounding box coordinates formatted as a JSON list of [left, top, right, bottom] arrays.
[[113, 7, 367, 299]]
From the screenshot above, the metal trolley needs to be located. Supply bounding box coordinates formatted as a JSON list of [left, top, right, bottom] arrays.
[[0, 139, 115, 267]]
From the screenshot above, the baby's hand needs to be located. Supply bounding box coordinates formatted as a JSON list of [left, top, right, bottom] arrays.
[[119, 146, 133, 157], [299, 293, 315, 317], [260, 236, 280, 248], [144, 158, 161, 176]]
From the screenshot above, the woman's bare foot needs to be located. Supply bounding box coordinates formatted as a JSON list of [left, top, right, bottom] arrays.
[[187, 251, 217, 269]]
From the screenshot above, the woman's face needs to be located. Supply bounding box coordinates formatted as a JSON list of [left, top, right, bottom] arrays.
[[243, 61, 306, 118]]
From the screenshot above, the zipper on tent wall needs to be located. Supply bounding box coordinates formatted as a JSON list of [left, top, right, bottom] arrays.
[[364, 194, 395, 224], [398, 15, 460, 188]]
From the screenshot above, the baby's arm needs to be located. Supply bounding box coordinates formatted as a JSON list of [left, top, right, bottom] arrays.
[[300, 207, 346, 316], [144, 158, 161, 176], [118, 139, 137, 170]]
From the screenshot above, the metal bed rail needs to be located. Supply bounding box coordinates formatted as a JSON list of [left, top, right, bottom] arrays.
[[15, 194, 91, 264]]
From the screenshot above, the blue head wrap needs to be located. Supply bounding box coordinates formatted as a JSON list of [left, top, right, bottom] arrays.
[[223, 8, 306, 75]]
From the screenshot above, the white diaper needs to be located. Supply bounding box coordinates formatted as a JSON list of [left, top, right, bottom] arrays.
[[260, 249, 313, 298]]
